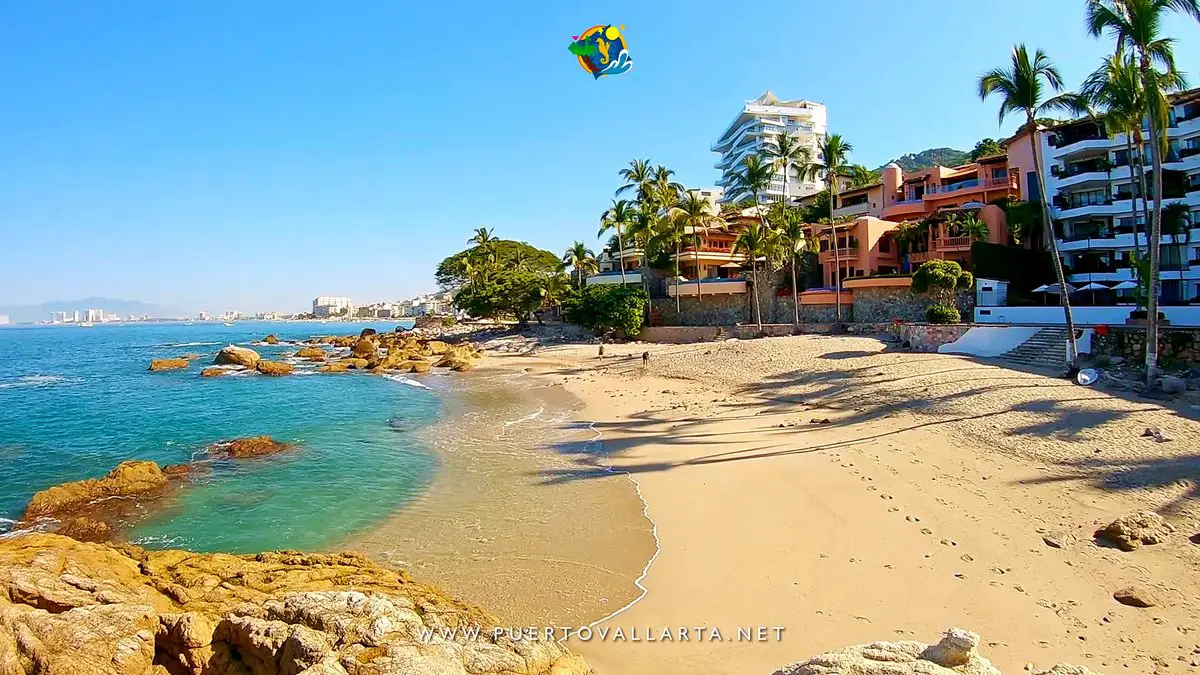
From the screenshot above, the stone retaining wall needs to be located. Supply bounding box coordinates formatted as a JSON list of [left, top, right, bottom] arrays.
[[898, 323, 976, 352], [854, 286, 975, 323], [1092, 327, 1200, 368], [651, 295, 747, 326]]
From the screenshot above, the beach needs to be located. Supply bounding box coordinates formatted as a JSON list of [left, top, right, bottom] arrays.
[[480, 334, 1200, 674]]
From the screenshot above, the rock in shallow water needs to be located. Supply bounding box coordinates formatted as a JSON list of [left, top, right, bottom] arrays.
[[24, 461, 169, 520], [149, 358, 190, 371], [0, 534, 591, 675], [214, 345, 261, 368]]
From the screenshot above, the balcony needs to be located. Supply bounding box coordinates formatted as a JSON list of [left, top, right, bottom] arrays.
[[908, 250, 934, 264], [833, 201, 871, 218], [935, 236, 973, 252], [586, 271, 642, 286], [668, 278, 747, 296], [924, 174, 1017, 197], [819, 249, 858, 265]]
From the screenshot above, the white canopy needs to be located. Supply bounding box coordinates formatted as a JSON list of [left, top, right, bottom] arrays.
[[1111, 280, 1138, 290], [1032, 283, 1077, 294], [1077, 282, 1109, 291]]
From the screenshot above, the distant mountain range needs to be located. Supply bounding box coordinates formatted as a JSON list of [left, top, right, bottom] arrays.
[[0, 298, 186, 323], [875, 147, 970, 173]]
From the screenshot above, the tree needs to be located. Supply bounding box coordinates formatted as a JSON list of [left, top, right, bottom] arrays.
[[562, 241, 598, 290], [1161, 201, 1192, 271], [728, 154, 775, 214], [671, 191, 725, 302], [774, 205, 813, 328], [454, 270, 558, 324], [563, 285, 649, 337], [616, 159, 655, 201], [847, 164, 880, 188], [436, 240, 560, 289], [969, 138, 1004, 161], [799, 133, 855, 322], [912, 259, 975, 306], [599, 199, 636, 285], [1086, 0, 1199, 385], [733, 222, 774, 332], [539, 274, 574, 321], [469, 227, 496, 248], [761, 131, 812, 200], [957, 213, 991, 242], [979, 44, 1089, 371]]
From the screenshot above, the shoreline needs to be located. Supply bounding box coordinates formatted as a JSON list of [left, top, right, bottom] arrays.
[[481, 335, 1200, 674]]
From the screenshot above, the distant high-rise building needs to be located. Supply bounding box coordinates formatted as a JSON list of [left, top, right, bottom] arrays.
[[85, 309, 104, 322], [71, 310, 80, 323], [198, 311, 209, 321], [0, 315, 9, 325], [713, 91, 827, 204], [49, 311, 69, 323], [312, 296, 354, 318]]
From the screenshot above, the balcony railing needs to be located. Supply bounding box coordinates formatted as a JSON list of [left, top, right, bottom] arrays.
[[924, 175, 1016, 194], [936, 236, 973, 251], [667, 278, 748, 297]]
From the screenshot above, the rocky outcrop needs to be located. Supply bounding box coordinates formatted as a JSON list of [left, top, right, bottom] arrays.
[[214, 346, 261, 369], [316, 362, 350, 373], [351, 338, 377, 359], [201, 367, 231, 378], [149, 358, 190, 372], [263, 335, 279, 345], [24, 461, 169, 520], [1095, 511, 1174, 551], [294, 346, 326, 359], [772, 628, 1095, 675], [0, 534, 591, 675], [341, 358, 370, 370], [359, 328, 377, 338], [255, 361, 294, 377], [409, 361, 432, 374], [207, 437, 291, 459]]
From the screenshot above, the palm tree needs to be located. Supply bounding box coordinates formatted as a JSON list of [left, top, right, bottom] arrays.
[[469, 227, 495, 248], [728, 155, 775, 217], [1086, 0, 1199, 384], [616, 159, 655, 202], [599, 199, 636, 285], [776, 207, 811, 328], [979, 44, 1089, 371], [799, 134, 855, 322], [562, 242, 598, 290], [960, 213, 991, 242], [540, 274, 572, 321], [733, 222, 773, 332], [761, 131, 812, 201], [1161, 201, 1192, 271], [671, 191, 726, 302]]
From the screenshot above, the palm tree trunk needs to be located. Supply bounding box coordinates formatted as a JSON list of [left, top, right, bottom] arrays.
[[1142, 58, 1163, 386], [674, 239, 681, 315], [1134, 129, 1152, 236], [1028, 118, 1080, 369], [617, 229, 627, 285], [790, 254, 799, 329], [751, 259, 763, 331], [694, 236, 702, 301], [829, 179, 842, 323], [1125, 133, 1141, 255]]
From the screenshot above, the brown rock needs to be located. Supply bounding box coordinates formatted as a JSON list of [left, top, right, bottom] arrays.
[[55, 517, 113, 543], [200, 367, 229, 378], [1095, 511, 1175, 551], [317, 362, 350, 373], [0, 534, 590, 675], [255, 360, 294, 376], [161, 463, 200, 479], [422, 340, 450, 356], [149, 358, 190, 372], [341, 358, 369, 369], [359, 328, 377, 338], [408, 361, 432, 374], [24, 461, 169, 520], [263, 334, 279, 345], [213, 345, 261, 368], [351, 338, 377, 358], [207, 436, 290, 459], [305, 354, 326, 362], [294, 346, 326, 359], [180, 353, 202, 361], [1113, 585, 1158, 607]]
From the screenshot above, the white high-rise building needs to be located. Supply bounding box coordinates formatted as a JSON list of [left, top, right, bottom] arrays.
[[1042, 87, 1200, 304], [312, 296, 354, 318], [0, 315, 9, 325], [85, 309, 104, 322], [712, 91, 827, 204]]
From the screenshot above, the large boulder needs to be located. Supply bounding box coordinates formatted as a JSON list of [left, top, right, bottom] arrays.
[[207, 436, 290, 459], [149, 358, 190, 372], [24, 461, 169, 520], [317, 362, 351, 373], [351, 338, 378, 359], [255, 361, 294, 376], [213, 345, 261, 368], [359, 328, 377, 338], [200, 367, 229, 378], [295, 346, 326, 359], [0, 534, 591, 675], [341, 358, 370, 369], [1095, 511, 1174, 551], [409, 361, 432, 374], [263, 334, 279, 345]]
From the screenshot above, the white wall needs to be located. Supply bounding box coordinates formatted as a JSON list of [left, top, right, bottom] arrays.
[[975, 305, 1200, 327], [937, 327, 1042, 357]]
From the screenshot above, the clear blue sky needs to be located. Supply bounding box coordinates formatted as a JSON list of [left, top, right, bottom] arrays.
[[2, 1, 1197, 314]]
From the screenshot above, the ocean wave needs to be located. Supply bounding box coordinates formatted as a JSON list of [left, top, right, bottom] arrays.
[[0, 375, 83, 390], [502, 405, 545, 428], [156, 341, 220, 348], [381, 374, 430, 389]]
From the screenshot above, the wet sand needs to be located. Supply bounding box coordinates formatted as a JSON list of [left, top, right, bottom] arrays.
[[347, 367, 655, 628]]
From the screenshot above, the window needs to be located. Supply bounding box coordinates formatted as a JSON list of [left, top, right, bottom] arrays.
[[991, 167, 1008, 180], [879, 238, 891, 254]]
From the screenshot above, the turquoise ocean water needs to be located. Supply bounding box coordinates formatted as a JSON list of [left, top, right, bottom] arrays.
[[0, 320, 441, 553]]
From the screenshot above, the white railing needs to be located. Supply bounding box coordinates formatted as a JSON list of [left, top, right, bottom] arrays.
[[668, 279, 748, 297]]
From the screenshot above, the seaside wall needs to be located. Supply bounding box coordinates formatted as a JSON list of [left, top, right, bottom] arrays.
[[1093, 327, 1200, 368], [650, 295, 746, 326], [853, 286, 976, 323], [899, 323, 976, 352]]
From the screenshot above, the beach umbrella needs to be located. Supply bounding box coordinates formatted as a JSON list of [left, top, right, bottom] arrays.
[[1111, 280, 1137, 290], [1078, 282, 1108, 306], [1032, 283, 1076, 294]]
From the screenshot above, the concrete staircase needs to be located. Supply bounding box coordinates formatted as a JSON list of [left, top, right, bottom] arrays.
[[1000, 328, 1071, 370]]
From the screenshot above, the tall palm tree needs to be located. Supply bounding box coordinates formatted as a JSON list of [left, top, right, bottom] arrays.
[[776, 207, 811, 328], [671, 191, 726, 301], [960, 213, 991, 242], [733, 222, 773, 332], [1086, 0, 1199, 385], [540, 274, 572, 320], [599, 199, 636, 285], [1161, 201, 1192, 272], [979, 44, 1089, 371], [761, 131, 812, 201], [616, 159, 655, 202], [1082, 53, 1152, 254], [799, 134, 855, 322], [469, 227, 495, 248], [562, 242, 598, 290], [728, 155, 775, 213]]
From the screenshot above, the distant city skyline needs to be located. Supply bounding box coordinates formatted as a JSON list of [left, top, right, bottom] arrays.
[[2, 2, 1198, 310]]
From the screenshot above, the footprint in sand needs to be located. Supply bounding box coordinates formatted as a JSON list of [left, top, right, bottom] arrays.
[[906, 515, 921, 522]]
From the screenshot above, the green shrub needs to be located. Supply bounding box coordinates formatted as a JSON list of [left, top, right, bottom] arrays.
[[925, 304, 961, 324], [441, 316, 458, 327], [912, 260, 973, 308], [563, 285, 648, 337]]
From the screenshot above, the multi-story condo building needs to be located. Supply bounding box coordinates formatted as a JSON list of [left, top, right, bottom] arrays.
[[1043, 88, 1200, 304], [0, 315, 9, 325], [85, 309, 104, 323], [312, 296, 354, 318], [712, 92, 827, 203]]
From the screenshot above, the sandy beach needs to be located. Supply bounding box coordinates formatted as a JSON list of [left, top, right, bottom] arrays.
[[484, 334, 1200, 674]]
